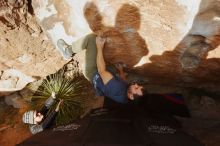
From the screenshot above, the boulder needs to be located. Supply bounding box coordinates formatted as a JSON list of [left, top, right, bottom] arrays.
[[32, 0, 220, 92], [0, 0, 67, 93], [0, 0, 220, 93]]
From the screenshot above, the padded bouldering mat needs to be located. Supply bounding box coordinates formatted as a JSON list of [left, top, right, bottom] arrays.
[[18, 103, 203, 146]]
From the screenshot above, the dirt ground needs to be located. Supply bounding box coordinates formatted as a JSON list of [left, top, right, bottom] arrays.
[[0, 124, 31, 146], [0, 107, 32, 146]]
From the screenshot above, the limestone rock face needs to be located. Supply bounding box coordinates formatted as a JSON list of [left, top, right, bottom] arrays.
[[32, 0, 220, 92], [0, 0, 67, 93], [1, 0, 220, 93]]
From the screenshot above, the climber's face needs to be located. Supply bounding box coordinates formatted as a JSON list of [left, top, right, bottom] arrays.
[[127, 83, 144, 100], [33, 111, 44, 124]]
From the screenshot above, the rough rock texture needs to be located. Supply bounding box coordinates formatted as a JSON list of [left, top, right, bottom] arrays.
[[0, 1, 219, 146], [0, 0, 67, 93], [32, 0, 220, 93]]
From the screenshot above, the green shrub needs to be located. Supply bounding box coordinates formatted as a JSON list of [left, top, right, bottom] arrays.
[[33, 70, 89, 125]]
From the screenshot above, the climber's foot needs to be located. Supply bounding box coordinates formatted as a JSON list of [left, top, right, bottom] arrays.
[[57, 39, 75, 60]]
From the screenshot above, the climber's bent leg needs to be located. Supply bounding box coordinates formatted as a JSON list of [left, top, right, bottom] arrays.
[[72, 34, 98, 82]]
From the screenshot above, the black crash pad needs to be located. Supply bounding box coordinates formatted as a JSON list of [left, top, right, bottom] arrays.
[[18, 103, 203, 146]]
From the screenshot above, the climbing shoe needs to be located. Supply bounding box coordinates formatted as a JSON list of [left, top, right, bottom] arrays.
[[57, 39, 75, 60]]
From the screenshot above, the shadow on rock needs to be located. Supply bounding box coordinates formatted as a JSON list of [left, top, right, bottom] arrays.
[[83, 2, 148, 68]]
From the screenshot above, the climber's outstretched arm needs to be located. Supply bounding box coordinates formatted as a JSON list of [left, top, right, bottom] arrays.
[[96, 36, 113, 85]]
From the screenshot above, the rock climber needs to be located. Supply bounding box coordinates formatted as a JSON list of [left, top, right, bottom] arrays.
[[57, 34, 145, 103], [22, 92, 62, 134]]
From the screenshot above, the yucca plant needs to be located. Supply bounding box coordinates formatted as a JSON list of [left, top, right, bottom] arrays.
[[33, 70, 90, 125]]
